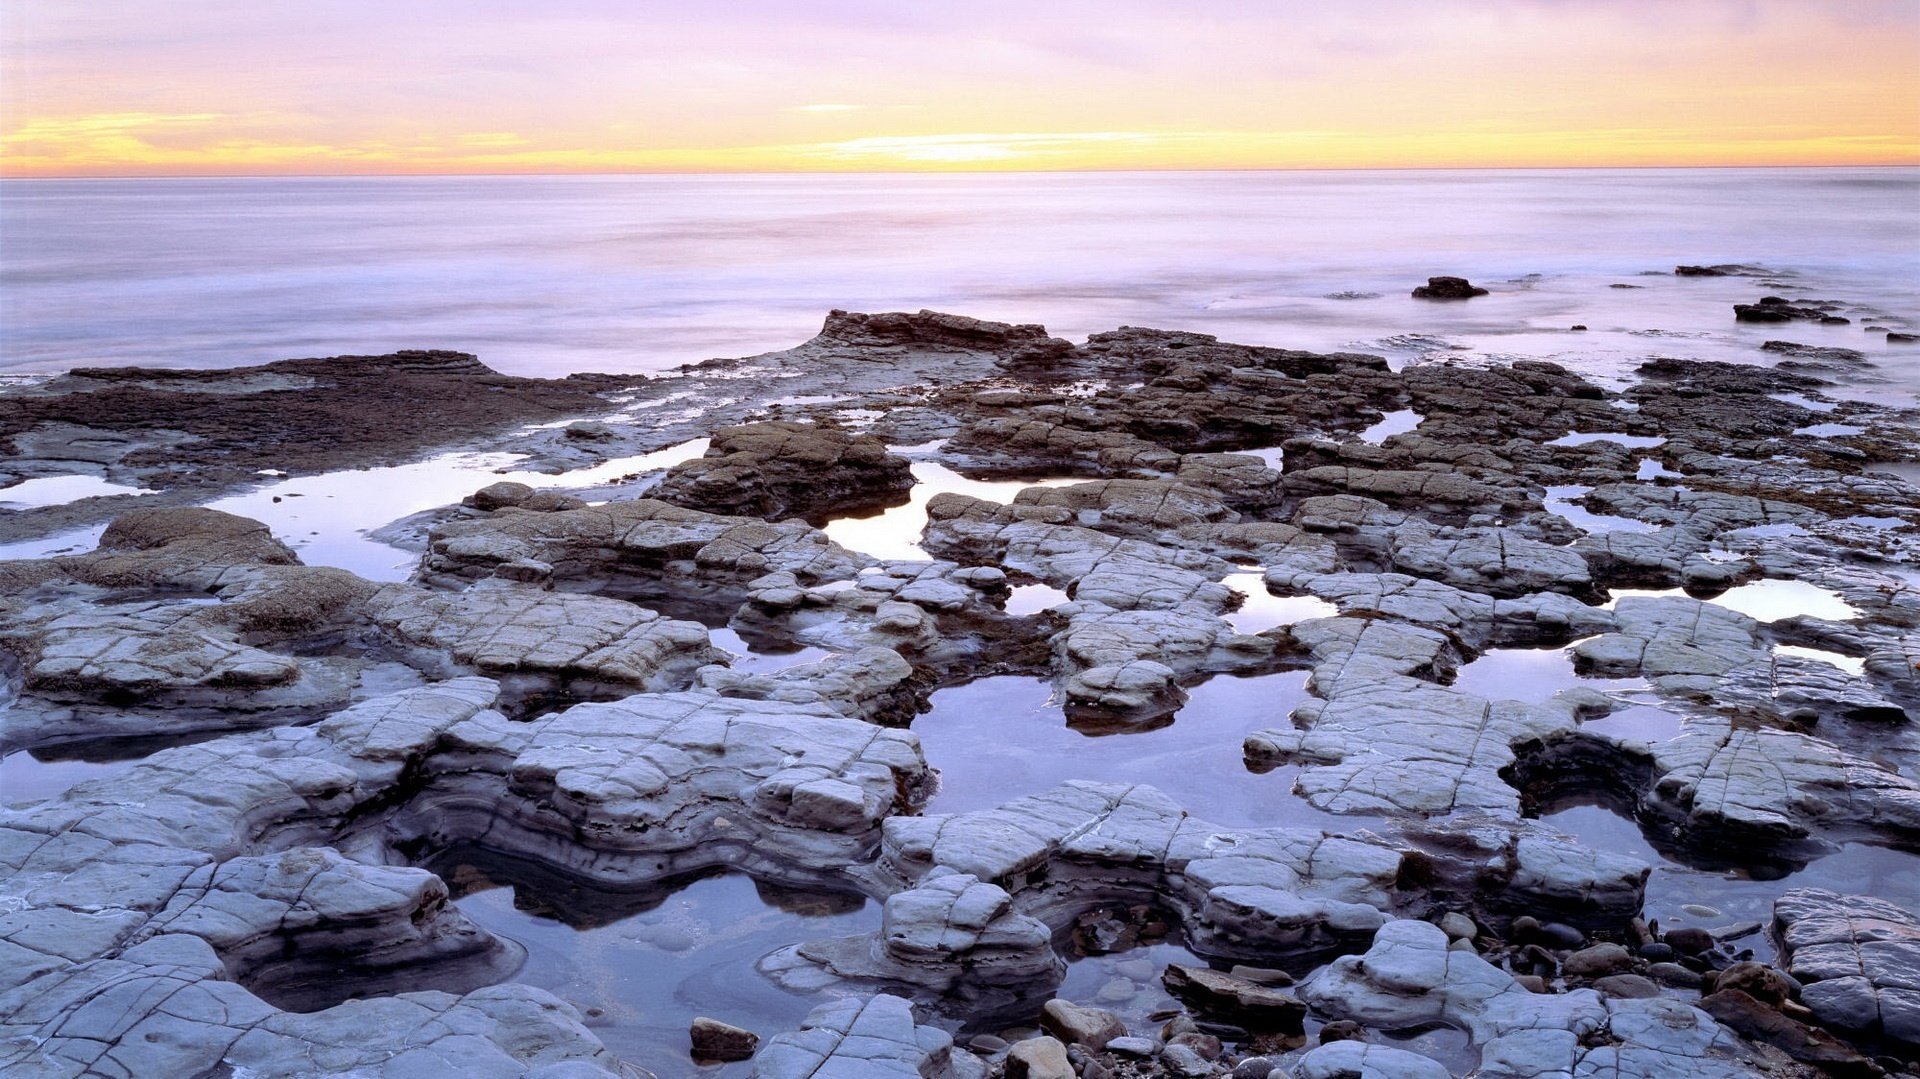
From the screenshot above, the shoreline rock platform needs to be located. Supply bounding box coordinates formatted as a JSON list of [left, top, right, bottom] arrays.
[[2, 306, 1918, 1077]]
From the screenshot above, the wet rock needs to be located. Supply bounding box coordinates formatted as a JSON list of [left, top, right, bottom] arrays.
[[1775, 889, 1920, 1049], [1295, 1041, 1450, 1079], [1040, 999, 1127, 1050], [691, 1016, 760, 1062], [1410, 276, 1489, 300], [1302, 920, 1753, 1077], [1698, 989, 1882, 1076], [752, 994, 981, 1079], [1594, 973, 1662, 999], [1107, 1036, 1159, 1057], [654, 421, 914, 523], [1676, 264, 1766, 277], [1006, 1035, 1074, 1079], [1563, 942, 1635, 977], [1649, 962, 1705, 989], [1161, 965, 1306, 1033], [1317, 1018, 1365, 1044], [1664, 927, 1716, 956], [1734, 297, 1846, 324], [1159, 1043, 1214, 1077]]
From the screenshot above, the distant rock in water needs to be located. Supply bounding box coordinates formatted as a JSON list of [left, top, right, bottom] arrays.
[[1675, 263, 1768, 277], [1734, 296, 1851, 324], [1410, 276, 1488, 300], [1889, 331, 1919, 343], [1760, 340, 1869, 366], [1324, 290, 1382, 300]]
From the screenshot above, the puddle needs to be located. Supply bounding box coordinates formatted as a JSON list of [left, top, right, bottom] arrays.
[[822, 462, 1079, 562], [1054, 939, 1206, 1036], [0, 475, 159, 508], [199, 438, 712, 581], [1006, 583, 1071, 615], [913, 672, 1325, 829], [1546, 432, 1667, 449], [1357, 409, 1422, 445], [1833, 515, 1908, 531], [1792, 423, 1865, 438], [1635, 458, 1684, 481], [1770, 393, 1837, 413], [1577, 703, 1686, 743], [1238, 445, 1287, 470], [440, 857, 878, 1079], [707, 628, 835, 674], [1221, 573, 1339, 634], [1543, 486, 1661, 535], [1450, 645, 1648, 705], [1772, 645, 1867, 676], [0, 750, 137, 805], [1709, 579, 1859, 622], [1543, 803, 1920, 964]]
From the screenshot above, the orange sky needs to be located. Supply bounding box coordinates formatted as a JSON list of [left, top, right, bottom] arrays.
[[3, 1, 1917, 177]]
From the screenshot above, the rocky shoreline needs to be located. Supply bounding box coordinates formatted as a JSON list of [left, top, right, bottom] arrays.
[[2, 304, 1918, 1078]]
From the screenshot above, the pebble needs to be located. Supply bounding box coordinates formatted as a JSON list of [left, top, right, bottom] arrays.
[[1107, 1037, 1159, 1058], [1638, 942, 1675, 962], [1593, 974, 1662, 999], [968, 1035, 1010, 1055], [1539, 921, 1587, 949], [1439, 912, 1477, 941], [1318, 1020, 1365, 1044], [1711, 921, 1762, 942], [1160, 1045, 1213, 1078], [1563, 942, 1634, 977], [1096, 978, 1137, 1004], [1647, 962, 1705, 989], [1115, 959, 1156, 981], [1663, 927, 1715, 955], [1168, 1032, 1221, 1060], [1680, 904, 1722, 918], [1231, 1057, 1273, 1079]]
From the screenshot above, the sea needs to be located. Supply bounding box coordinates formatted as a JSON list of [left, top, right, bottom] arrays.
[[2, 168, 1916, 396]]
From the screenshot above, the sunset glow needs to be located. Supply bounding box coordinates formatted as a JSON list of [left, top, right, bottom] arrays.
[[3, 1, 1917, 177]]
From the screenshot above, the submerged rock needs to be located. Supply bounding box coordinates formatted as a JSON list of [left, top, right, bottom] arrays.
[[1410, 276, 1489, 300]]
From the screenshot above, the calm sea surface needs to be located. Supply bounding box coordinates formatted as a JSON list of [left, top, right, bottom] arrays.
[[2, 169, 1916, 393]]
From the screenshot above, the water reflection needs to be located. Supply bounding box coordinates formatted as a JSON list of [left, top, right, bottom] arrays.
[[914, 672, 1322, 829], [822, 461, 1079, 562], [435, 853, 877, 1079], [1220, 572, 1339, 634], [0, 474, 158, 508], [1357, 409, 1422, 444]]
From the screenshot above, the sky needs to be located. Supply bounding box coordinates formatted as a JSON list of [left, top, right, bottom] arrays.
[[3, 0, 1917, 176]]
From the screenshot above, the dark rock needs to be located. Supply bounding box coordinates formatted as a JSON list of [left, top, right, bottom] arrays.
[[1717, 962, 1794, 1007], [653, 420, 913, 523], [1889, 331, 1919, 343], [1562, 942, 1634, 977], [1663, 927, 1715, 955], [1538, 922, 1587, 949], [1162, 965, 1306, 1033], [1639, 942, 1675, 962], [1676, 264, 1764, 276], [1648, 962, 1705, 989], [1699, 990, 1882, 1076], [1168, 1032, 1222, 1060], [1317, 1020, 1366, 1044], [1411, 276, 1489, 300], [1593, 973, 1662, 999], [689, 1017, 759, 1062]]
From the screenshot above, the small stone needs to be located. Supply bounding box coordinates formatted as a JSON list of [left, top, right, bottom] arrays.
[[1160, 1044, 1213, 1078], [564, 419, 615, 440], [969, 1034, 1010, 1055], [1161, 1014, 1199, 1040], [1318, 1019, 1365, 1044], [1041, 1000, 1128, 1051], [1664, 927, 1715, 955], [1107, 1037, 1159, 1058], [1411, 276, 1489, 300], [1162, 964, 1306, 1033], [1231, 1056, 1273, 1079], [1168, 1032, 1222, 1060], [1447, 937, 1476, 953], [1680, 903, 1721, 918], [1711, 921, 1762, 942], [689, 1017, 758, 1062], [1514, 975, 1549, 993], [1096, 977, 1137, 1004], [1648, 962, 1704, 989], [1538, 921, 1586, 948], [1594, 974, 1661, 999], [1638, 942, 1675, 962], [1007, 1036, 1074, 1079], [1438, 912, 1477, 941], [1563, 943, 1634, 977], [1116, 958, 1156, 981], [1511, 915, 1541, 941]]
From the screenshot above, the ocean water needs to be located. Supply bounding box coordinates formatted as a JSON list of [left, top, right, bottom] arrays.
[[2, 169, 1916, 394]]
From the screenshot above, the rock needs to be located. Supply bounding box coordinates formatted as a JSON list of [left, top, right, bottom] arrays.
[[1162, 965, 1307, 1033], [1318, 1019, 1365, 1044], [654, 420, 914, 523], [1594, 974, 1662, 999], [1563, 943, 1635, 978], [1006, 1036, 1074, 1079], [1664, 927, 1716, 956], [1040, 999, 1127, 1051], [469, 480, 536, 510], [1168, 1031, 1222, 1060], [1439, 912, 1478, 941], [1230, 1056, 1273, 1079], [1295, 1041, 1451, 1079], [1649, 962, 1705, 989], [753, 995, 978, 1079], [1107, 1036, 1159, 1058], [1775, 889, 1920, 1049], [1537, 922, 1587, 949], [564, 419, 614, 440], [1699, 989, 1881, 1075], [690, 1017, 759, 1062], [1411, 276, 1489, 300], [969, 1034, 1010, 1055], [1160, 1044, 1214, 1078]]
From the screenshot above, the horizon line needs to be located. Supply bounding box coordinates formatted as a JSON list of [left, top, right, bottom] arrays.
[[5, 161, 1918, 182]]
